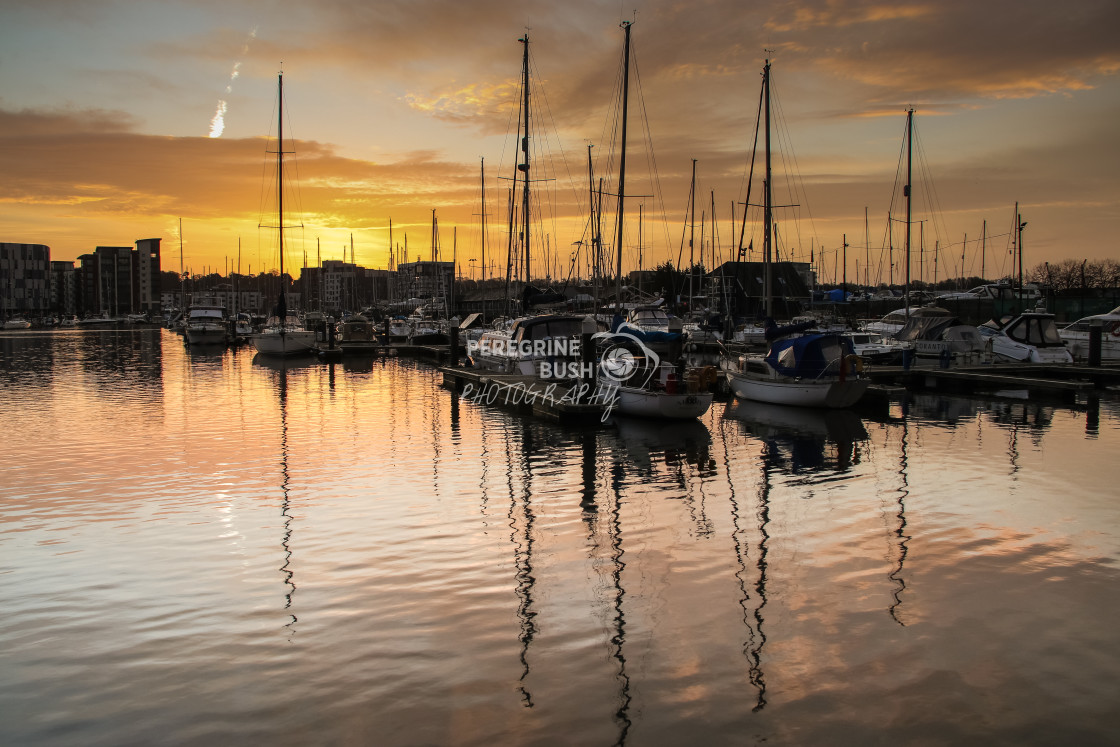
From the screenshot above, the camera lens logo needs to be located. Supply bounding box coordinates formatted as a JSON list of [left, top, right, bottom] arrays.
[[592, 331, 660, 386]]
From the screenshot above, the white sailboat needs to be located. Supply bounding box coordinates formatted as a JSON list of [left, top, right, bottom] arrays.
[[253, 71, 316, 357], [722, 59, 868, 409]]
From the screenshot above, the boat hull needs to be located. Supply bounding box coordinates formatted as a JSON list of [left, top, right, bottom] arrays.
[[252, 330, 317, 356], [612, 386, 713, 419], [185, 326, 228, 345], [726, 370, 869, 408]]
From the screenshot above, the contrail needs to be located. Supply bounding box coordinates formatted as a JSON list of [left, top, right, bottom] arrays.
[[209, 27, 258, 138]]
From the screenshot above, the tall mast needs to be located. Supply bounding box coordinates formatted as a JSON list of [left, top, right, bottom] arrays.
[[480, 158, 487, 284], [864, 207, 870, 289], [615, 20, 632, 312], [762, 58, 773, 318], [904, 107, 913, 317], [981, 219, 987, 280], [518, 34, 531, 285], [274, 70, 288, 326], [688, 159, 696, 307]]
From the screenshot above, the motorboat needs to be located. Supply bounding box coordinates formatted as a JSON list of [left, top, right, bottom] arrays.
[[2, 317, 31, 330], [860, 305, 950, 337], [723, 332, 870, 408], [338, 313, 381, 354], [891, 314, 985, 361], [1059, 305, 1120, 361], [468, 314, 590, 376], [184, 305, 229, 345], [386, 316, 411, 343], [977, 311, 1073, 364], [842, 330, 908, 366]]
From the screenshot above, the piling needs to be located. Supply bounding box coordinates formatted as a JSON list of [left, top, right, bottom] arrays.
[[581, 315, 597, 387], [1089, 320, 1102, 367], [449, 320, 460, 368]]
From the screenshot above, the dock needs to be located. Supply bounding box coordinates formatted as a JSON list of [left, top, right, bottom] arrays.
[[866, 361, 1120, 396]]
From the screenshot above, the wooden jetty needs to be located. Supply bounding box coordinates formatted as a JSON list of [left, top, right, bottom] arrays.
[[865, 361, 1120, 396]]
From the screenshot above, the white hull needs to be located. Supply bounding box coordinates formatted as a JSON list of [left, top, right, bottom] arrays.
[[186, 325, 228, 345], [613, 386, 713, 419], [1059, 333, 1120, 361], [253, 329, 317, 356], [726, 369, 869, 408], [3, 320, 31, 330]]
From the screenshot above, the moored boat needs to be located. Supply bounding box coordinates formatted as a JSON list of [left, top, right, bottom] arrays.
[[977, 311, 1073, 364], [724, 332, 870, 408], [1059, 305, 1120, 361], [185, 305, 229, 345], [250, 71, 317, 358]]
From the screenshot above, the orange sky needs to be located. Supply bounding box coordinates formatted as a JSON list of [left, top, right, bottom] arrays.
[[2, 1, 1118, 285]]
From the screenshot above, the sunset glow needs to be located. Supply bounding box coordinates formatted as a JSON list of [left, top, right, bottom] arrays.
[[1, 1, 1117, 282]]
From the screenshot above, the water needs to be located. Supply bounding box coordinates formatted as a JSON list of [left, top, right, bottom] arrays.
[[2, 328, 1119, 746]]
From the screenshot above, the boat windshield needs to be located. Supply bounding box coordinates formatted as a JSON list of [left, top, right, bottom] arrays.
[[1006, 316, 1064, 346], [521, 318, 583, 341]]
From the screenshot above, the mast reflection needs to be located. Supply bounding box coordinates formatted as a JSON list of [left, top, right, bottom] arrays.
[[508, 420, 537, 707], [717, 416, 768, 711], [254, 353, 316, 633], [608, 441, 632, 744], [888, 415, 911, 626], [277, 363, 297, 631]]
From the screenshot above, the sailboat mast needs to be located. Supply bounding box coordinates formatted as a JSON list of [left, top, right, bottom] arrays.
[[762, 59, 773, 318], [615, 20, 632, 311], [981, 219, 987, 280], [688, 159, 696, 307], [904, 107, 913, 316], [278, 73, 284, 290], [519, 34, 531, 285], [480, 158, 487, 285]]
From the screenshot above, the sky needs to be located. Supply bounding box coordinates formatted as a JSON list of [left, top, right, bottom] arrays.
[[2, 0, 1118, 286]]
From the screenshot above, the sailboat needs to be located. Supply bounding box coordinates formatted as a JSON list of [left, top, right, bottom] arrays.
[[253, 71, 317, 357], [598, 21, 713, 420], [723, 59, 868, 408]]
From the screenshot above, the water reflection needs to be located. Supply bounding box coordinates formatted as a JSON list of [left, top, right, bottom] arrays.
[[4, 331, 1120, 746], [888, 417, 911, 626], [607, 438, 632, 745], [716, 415, 768, 711], [723, 400, 868, 473], [510, 420, 538, 707]]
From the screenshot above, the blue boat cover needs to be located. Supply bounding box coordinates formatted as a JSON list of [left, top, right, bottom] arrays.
[[764, 333, 855, 378]]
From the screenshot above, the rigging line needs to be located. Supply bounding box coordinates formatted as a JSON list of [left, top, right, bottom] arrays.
[[738, 77, 765, 254], [529, 51, 589, 235], [768, 79, 818, 262], [630, 42, 677, 272]]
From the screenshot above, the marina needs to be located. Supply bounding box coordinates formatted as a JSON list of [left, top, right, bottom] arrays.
[[5, 3, 1120, 744], [3, 327, 1120, 745]]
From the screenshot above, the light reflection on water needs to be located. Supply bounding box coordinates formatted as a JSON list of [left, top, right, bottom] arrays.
[[2, 328, 1119, 745]]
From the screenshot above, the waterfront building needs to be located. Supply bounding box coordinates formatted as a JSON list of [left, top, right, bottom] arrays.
[[1, 242, 51, 319], [49, 260, 78, 316], [396, 260, 454, 309]]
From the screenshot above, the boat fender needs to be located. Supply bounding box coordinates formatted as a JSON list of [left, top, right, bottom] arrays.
[[845, 354, 863, 374]]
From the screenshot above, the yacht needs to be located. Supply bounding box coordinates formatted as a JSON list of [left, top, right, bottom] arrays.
[[184, 305, 229, 346], [1059, 305, 1120, 361], [977, 311, 1073, 364]]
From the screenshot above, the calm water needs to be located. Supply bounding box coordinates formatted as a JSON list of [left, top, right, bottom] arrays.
[[2, 328, 1119, 746]]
